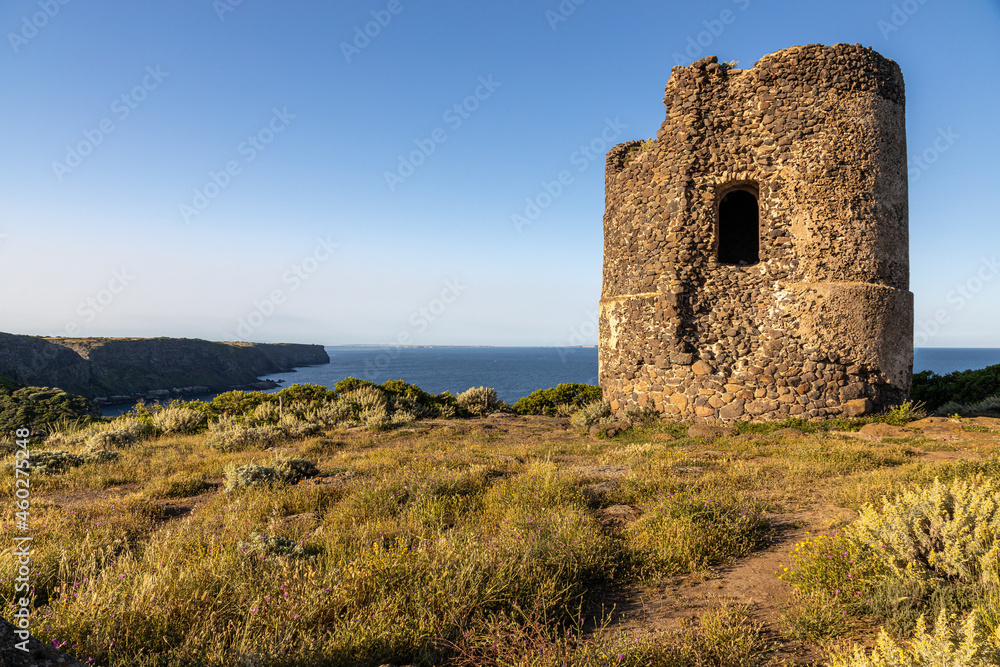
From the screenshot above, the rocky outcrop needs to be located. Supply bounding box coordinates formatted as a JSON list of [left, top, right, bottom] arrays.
[[0, 333, 329, 400]]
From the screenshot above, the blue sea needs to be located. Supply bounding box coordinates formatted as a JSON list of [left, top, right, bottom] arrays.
[[101, 346, 1000, 416], [258, 346, 1000, 405], [260, 346, 600, 405]]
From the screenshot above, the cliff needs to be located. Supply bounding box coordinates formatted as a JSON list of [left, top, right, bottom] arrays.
[[0, 333, 329, 401]]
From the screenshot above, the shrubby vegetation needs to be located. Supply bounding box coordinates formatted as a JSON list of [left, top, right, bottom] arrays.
[[912, 363, 1000, 412], [783, 476, 1000, 664], [0, 381, 98, 435], [2, 373, 998, 666], [512, 383, 603, 415]]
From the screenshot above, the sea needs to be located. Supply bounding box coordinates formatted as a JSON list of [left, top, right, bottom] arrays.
[[101, 346, 1000, 415]]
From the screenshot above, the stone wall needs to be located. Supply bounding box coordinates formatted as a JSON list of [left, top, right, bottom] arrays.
[[598, 43, 913, 422]]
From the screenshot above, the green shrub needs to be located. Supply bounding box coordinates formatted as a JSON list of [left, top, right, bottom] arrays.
[[274, 457, 320, 484], [457, 386, 502, 416], [359, 404, 392, 430], [0, 385, 98, 435], [624, 404, 659, 426], [272, 383, 338, 407], [827, 608, 1000, 667], [847, 476, 1000, 588], [151, 404, 206, 434], [569, 401, 612, 429], [340, 385, 388, 413], [224, 457, 320, 492], [936, 395, 1000, 418], [208, 425, 284, 453], [27, 449, 120, 474], [223, 463, 280, 492], [86, 429, 137, 449], [512, 383, 602, 416], [912, 364, 1000, 412], [206, 390, 268, 418], [334, 376, 375, 394]]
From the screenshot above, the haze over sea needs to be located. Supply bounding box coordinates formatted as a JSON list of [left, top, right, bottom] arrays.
[[256, 346, 1000, 406]]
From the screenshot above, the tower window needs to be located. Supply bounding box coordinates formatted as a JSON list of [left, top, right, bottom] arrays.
[[718, 189, 759, 266]]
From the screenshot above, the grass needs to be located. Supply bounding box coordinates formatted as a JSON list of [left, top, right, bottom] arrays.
[[1, 400, 998, 666]]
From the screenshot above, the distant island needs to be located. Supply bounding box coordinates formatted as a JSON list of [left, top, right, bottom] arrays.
[[0, 332, 329, 404]]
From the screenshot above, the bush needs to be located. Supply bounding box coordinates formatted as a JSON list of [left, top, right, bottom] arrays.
[[569, 401, 612, 429], [340, 386, 388, 414], [847, 476, 1000, 588], [274, 457, 320, 484], [27, 449, 120, 474], [272, 383, 337, 408], [359, 404, 392, 430], [208, 425, 284, 453], [936, 395, 1000, 418], [86, 429, 137, 450], [223, 463, 280, 492], [912, 364, 1000, 412], [457, 386, 503, 416], [512, 384, 603, 416], [224, 457, 320, 492], [206, 390, 268, 418], [0, 385, 98, 435], [151, 404, 206, 434], [303, 402, 353, 428], [827, 608, 1000, 667], [624, 405, 659, 426]]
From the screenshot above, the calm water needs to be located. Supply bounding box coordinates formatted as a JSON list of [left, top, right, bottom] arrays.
[[260, 346, 600, 404], [102, 346, 1000, 415], [913, 348, 1000, 376]]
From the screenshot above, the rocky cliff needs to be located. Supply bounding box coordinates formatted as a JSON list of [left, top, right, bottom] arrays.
[[0, 333, 329, 401]]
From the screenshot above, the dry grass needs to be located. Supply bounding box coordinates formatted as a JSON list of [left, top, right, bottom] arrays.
[[1, 412, 998, 666]]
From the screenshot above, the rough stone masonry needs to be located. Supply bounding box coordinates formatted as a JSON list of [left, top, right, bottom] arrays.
[[598, 43, 913, 422]]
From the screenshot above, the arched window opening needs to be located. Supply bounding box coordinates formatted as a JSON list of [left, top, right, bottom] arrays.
[[718, 189, 759, 266]]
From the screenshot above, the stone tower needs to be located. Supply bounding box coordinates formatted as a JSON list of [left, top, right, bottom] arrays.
[[598, 43, 912, 422]]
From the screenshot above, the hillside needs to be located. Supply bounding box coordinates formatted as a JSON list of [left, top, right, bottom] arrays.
[[2, 392, 998, 666], [0, 333, 328, 401]]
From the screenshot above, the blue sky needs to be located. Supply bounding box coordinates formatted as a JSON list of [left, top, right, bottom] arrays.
[[0, 0, 997, 347]]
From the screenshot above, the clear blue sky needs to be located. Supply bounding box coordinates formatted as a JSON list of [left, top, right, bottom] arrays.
[[0, 0, 997, 347]]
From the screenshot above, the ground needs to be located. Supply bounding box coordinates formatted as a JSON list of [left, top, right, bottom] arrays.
[[4, 413, 999, 666]]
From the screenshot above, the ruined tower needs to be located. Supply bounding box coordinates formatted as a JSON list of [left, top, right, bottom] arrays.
[[599, 43, 912, 422]]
